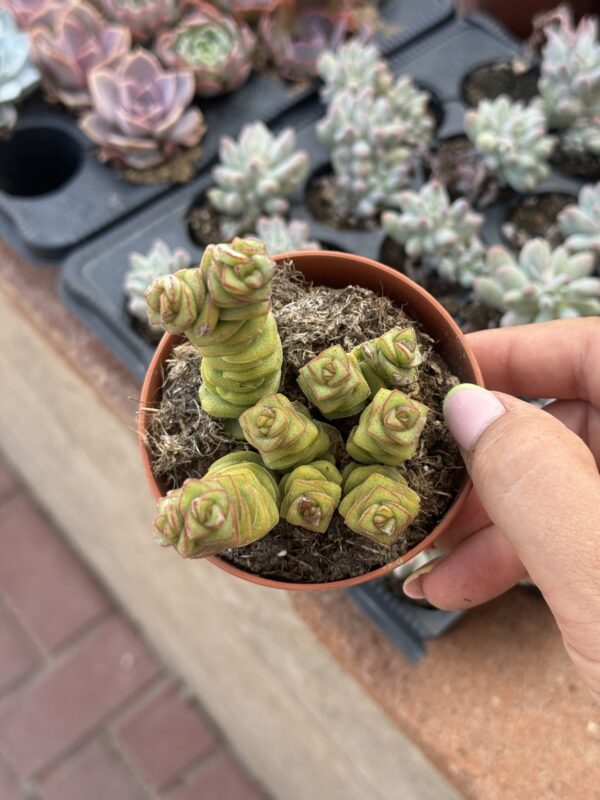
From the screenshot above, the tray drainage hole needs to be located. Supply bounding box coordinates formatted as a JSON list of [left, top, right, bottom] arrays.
[[0, 127, 83, 197]]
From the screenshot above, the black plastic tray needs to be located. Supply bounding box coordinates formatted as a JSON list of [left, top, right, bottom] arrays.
[[0, 0, 453, 260]]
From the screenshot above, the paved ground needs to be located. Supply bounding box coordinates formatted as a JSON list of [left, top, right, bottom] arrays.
[[0, 459, 269, 800]]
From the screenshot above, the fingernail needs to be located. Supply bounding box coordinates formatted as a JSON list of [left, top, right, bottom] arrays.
[[403, 561, 437, 600], [443, 383, 506, 452]]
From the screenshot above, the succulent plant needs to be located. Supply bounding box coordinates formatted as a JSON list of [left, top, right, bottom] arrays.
[[99, 0, 178, 42], [155, 3, 255, 97], [474, 239, 600, 326], [464, 95, 555, 193], [352, 327, 424, 394], [560, 116, 600, 157], [317, 39, 390, 103], [338, 465, 420, 545], [146, 266, 207, 333], [239, 393, 331, 470], [298, 344, 371, 420], [558, 182, 600, 254], [253, 215, 321, 255], [124, 240, 192, 328], [279, 460, 343, 532], [208, 122, 310, 238], [29, 0, 131, 109], [0, 0, 54, 30], [0, 9, 39, 135], [153, 453, 279, 558], [79, 49, 205, 169], [346, 388, 429, 466], [382, 180, 486, 288]]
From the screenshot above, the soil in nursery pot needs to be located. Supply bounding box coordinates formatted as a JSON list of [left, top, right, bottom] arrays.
[[462, 59, 540, 107], [146, 261, 466, 583], [187, 200, 225, 247], [380, 237, 501, 334], [502, 191, 575, 250], [305, 172, 380, 231], [117, 145, 203, 186], [550, 144, 600, 182]]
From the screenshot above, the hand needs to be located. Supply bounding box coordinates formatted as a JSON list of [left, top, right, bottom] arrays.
[[403, 318, 600, 700]]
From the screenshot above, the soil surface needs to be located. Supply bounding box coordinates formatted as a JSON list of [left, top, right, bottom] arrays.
[[305, 172, 380, 231], [550, 144, 600, 181], [463, 60, 540, 107], [502, 192, 575, 250], [117, 145, 202, 185], [146, 261, 466, 584], [187, 200, 225, 247], [379, 237, 500, 334]]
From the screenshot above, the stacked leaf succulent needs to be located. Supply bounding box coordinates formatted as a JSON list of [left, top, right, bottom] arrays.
[[79, 49, 205, 169], [124, 240, 192, 329], [298, 344, 370, 420], [352, 327, 423, 393], [464, 95, 555, 193], [253, 216, 321, 255], [99, 0, 179, 42], [208, 122, 310, 237], [279, 461, 343, 533], [29, 0, 131, 109], [558, 182, 600, 254], [155, 2, 255, 97], [474, 239, 600, 326], [0, 9, 39, 135], [382, 180, 486, 288]]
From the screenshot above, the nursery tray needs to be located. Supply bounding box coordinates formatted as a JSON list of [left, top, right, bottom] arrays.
[[0, 0, 453, 261], [347, 580, 464, 661]]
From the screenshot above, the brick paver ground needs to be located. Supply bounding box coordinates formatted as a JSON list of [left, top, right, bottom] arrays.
[[0, 458, 269, 800]]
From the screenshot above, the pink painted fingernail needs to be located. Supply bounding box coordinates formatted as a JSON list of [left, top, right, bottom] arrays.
[[443, 383, 506, 452]]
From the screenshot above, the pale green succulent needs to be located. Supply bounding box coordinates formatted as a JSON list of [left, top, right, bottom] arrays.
[[558, 182, 600, 254], [464, 96, 555, 192], [208, 122, 310, 239], [561, 116, 600, 157], [474, 239, 600, 326], [0, 10, 40, 135], [124, 240, 192, 327], [253, 216, 321, 256], [317, 39, 391, 103], [382, 180, 486, 287]]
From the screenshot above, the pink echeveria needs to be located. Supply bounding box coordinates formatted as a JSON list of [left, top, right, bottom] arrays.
[[0, 0, 55, 30], [98, 0, 179, 43], [80, 48, 206, 170]]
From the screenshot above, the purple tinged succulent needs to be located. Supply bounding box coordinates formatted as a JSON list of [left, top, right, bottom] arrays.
[[29, 0, 131, 109], [99, 0, 179, 43], [79, 48, 206, 170], [154, 3, 255, 97], [0, 0, 53, 30]]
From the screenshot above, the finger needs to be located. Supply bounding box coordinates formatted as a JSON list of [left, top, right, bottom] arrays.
[[435, 487, 490, 550], [544, 399, 600, 468], [404, 524, 526, 609], [466, 318, 600, 406]]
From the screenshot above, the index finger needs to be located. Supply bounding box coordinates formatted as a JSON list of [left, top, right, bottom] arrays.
[[466, 318, 600, 406]]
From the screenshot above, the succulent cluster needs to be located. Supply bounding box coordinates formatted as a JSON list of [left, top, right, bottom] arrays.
[[155, 3, 255, 97], [464, 95, 555, 193], [558, 182, 600, 254], [99, 0, 178, 42], [352, 327, 423, 392], [208, 122, 310, 237], [0, 9, 39, 135], [382, 180, 486, 287], [298, 344, 371, 420], [253, 216, 321, 255], [474, 239, 600, 326]]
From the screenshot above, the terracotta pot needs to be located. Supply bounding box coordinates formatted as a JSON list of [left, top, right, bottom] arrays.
[[138, 251, 484, 591], [455, 0, 596, 39]]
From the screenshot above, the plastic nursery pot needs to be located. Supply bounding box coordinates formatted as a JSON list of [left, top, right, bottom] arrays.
[[138, 251, 484, 591]]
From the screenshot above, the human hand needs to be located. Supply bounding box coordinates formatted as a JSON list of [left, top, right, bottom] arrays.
[[403, 318, 600, 700]]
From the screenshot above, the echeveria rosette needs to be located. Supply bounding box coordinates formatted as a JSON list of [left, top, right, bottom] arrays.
[[29, 0, 130, 109], [125, 240, 192, 328], [558, 182, 600, 255], [346, 388, 429, 466], [239, 393, 330, 470], [99, 0, 179, 43], [0, 9, 39, 135], [80, 49, 205, 170], [145, 267, 207, 334], [155, 3, 254, 97], [339, 471, 420, 546], [279, 461, 343, 533], [352, 327, 424, 393], [253, 215, 321, 255], [474, 239, 600, 326], [298, 344, 371, 420]]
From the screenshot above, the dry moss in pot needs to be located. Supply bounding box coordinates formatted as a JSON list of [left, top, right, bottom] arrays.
[[138, 242, 483, 590]]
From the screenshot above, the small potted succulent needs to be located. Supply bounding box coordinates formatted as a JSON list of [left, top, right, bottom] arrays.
[[137, 237, 482, 590], [0, 9, 40, 137]]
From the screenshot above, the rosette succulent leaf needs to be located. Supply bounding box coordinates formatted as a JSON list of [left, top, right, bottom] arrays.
[[155, 3, 255, 97], [99, 0, 178, 43], [239, 394, 330, 470], [558, 182, 600, 254], [253, 216, 321, 255], [1, 0, 55, 29], [339, 470, 420, 545], [125, 240, 192, 328], [464, 95, 555, 193], [0, 9, 39, 135], [279, 461, 343, 533], [352, 327, 423, 393], [29, 0, 131, 109], [208, 122, 310, 237], [80, 49, 205, 170], [474, 239, 600, 326], [346, 388, 429, 466], [146, 267, 207, 334], [298, 344, 371, 420]]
